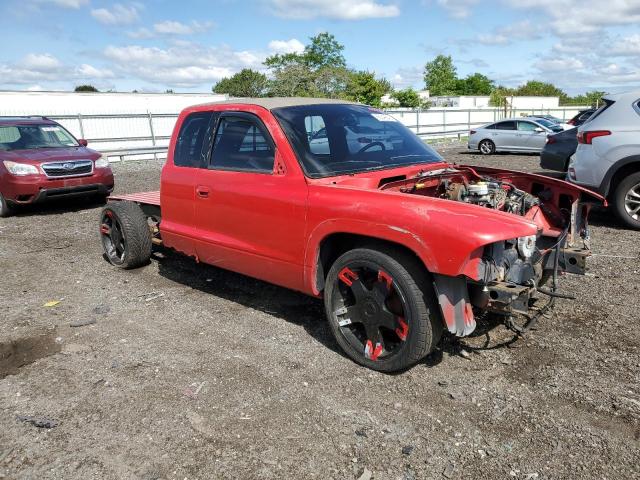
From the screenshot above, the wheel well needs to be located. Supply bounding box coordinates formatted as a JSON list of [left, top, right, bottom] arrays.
[[608, 162, 640, 199], [315, 233, 425, 292]]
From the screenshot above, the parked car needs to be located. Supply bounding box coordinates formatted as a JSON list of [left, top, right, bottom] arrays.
[[567, 108, 596, 127], [98, 98, 602, 372], [0, 116, 114, 217], [568, 91, 640, 229], [540, 127, 578, 171], [526, 115, 572, 130], [468, 118, 562, 155]]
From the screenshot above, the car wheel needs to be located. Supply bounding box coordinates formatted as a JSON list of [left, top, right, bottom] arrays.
[[99, 201, 152, 268], [324, 247, 443, 372], [612, 172, 640, 230], [0, 192, 14, 218], [479, 139, 495, 155]]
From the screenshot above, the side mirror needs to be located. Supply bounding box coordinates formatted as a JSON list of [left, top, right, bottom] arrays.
[[534, 127, 544, 133], [78, 139, 88, 147]]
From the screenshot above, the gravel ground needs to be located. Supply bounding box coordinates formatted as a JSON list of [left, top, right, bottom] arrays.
[[1, 146, 639, 480]]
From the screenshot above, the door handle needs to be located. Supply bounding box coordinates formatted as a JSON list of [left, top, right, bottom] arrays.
[[196, 186, 210, 198]]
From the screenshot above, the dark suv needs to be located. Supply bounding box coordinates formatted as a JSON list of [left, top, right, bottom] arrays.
[[0, 117, 114, 217]]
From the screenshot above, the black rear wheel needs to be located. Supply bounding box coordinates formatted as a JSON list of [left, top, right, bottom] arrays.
[[324, 247, 442, 372], [612, 172, 640, 230], [100, 201, 152, 268]]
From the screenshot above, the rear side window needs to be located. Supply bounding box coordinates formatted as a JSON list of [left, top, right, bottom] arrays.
[[586, 100, 614, 123], [517, 121, 538, 131], [174, 112, 215, 168], [210, 116, 274, 173], [484, 124, 496, 130], [495, 121, 516, 130]]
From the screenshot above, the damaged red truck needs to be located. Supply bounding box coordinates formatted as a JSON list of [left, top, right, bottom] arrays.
[[99, 99, 603, 372]]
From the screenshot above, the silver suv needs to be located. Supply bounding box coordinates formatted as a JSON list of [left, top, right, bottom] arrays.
[[568, 90, 640, 229]]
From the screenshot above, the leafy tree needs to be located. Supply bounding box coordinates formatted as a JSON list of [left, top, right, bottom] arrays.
[[265, 33, 349, 99], [391, 88, 421, 108], [514, 80, 567, 99], [423, 55, 458, 96], [74, 84, 98, 92], [455, 73, 494, 95], [265, 32, 346, 71], [213, 69, 268, 97], [345, 71, 391, 106]]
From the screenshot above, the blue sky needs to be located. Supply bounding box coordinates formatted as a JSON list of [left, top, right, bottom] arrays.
[[1, 0, 639, 95]]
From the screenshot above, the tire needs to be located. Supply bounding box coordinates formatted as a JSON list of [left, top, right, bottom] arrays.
[[478, 139, 495, 155], [324, 246, 443, 372], [99, 201, 152, 268], [0, 192, 14, 218], [612, 171, 640, 230]]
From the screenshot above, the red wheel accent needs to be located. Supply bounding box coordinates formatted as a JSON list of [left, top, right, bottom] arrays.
[[338, 267, 358, 286], [100, 224, 110, 234], [395, 317, 409, 341], [377, 270, 393, 290], [364, 340, 383, 361]]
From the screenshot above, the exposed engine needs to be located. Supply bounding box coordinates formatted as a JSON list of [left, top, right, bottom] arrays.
[[441, 179, 540, 216]]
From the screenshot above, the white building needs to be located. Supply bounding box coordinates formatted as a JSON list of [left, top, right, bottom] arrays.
[[0, 90, 228, 116], [429, 95, 490, 108]]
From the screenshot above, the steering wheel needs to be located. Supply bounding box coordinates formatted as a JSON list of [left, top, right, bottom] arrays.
[[357, 141, 386, 154]]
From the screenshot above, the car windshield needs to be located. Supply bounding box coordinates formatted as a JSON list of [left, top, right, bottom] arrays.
[[272, 104, 443, 178], [535, 118, 563, 131], [0, 124, 78, 151]]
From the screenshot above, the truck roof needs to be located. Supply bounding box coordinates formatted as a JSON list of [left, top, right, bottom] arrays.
[[193, 97, 357, 111]]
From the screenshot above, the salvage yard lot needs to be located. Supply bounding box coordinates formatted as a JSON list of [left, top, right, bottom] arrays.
[[1, 146, 638, 480]]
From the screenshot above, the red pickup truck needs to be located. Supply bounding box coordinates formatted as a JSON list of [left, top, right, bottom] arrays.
[[99, 98, 603, 372]]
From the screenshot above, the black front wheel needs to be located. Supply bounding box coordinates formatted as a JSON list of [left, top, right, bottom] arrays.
[[100, 201, 152, 268], [324, 247, 443, 372], [0, 192, 14, 218]]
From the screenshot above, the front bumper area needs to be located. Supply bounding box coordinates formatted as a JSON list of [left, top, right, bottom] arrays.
[[3, 170, 114, 204]]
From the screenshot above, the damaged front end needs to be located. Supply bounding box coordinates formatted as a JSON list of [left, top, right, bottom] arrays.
[[380, 164, 603, 337]]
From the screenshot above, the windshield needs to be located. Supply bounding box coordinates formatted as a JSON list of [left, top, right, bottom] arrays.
[[536, 118, 563, 132], [272, 104, 443, 178], [0, 124, 79, 151]]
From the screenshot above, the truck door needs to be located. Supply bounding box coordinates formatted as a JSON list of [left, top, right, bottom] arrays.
[[193, 111, 308, 292], [159, 111, 217, 257]]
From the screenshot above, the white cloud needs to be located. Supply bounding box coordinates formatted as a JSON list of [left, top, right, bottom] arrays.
[[0, 53, 116, 89], [502, 0, 640, 37], [154, 20, 213, 35], [34, 0, 88, 8], [91, 4, 140, 26], [436, 0, 478, 18], [611, 34, 640, 56], [268, 39, 305, 54], [391, 66, 423, 89], [127, 27, 155, 39], [476, 20, 540, 45], [534, 57, 584, 72], [102, 43, 265, 87], [268, 0, 400, 19], [21, 53, 62, 71]]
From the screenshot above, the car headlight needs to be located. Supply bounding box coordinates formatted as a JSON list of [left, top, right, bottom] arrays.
[[94, 155, 109, 168], [517, 234, 537, 258], [3, 160, 39, 176]]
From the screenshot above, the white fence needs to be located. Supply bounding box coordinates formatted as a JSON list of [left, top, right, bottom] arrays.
[[30, 106, 588, 162]]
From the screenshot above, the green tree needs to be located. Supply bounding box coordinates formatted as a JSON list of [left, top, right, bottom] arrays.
[[213, 69, 268, 97], [265, 33, 350, 99], [455, 73, 494, 95], [74, 84, 98, 92], [391, 88, 421, 108], [514, 80, 567, 99], [344, 71, 391, 106], [423, 55, 458, 96]]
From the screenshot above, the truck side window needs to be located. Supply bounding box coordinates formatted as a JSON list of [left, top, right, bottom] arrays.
[[210, 116, 274, 173], [174, 112, 215, 168]]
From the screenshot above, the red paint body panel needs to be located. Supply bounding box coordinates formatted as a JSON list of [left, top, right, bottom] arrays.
[[120, 102, 601, 301]]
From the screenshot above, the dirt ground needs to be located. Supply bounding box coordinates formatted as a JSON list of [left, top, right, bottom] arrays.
[[1, 145, 639, 480]]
